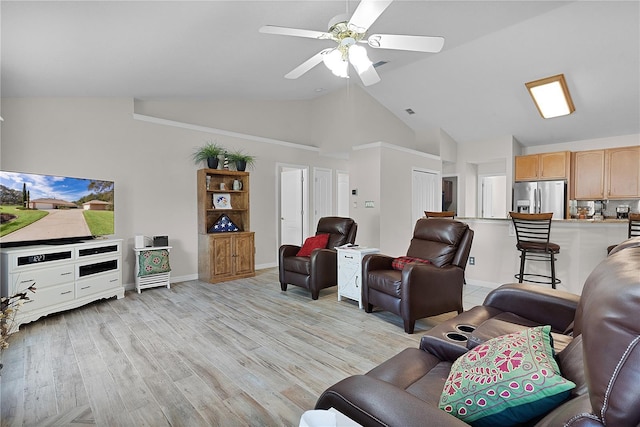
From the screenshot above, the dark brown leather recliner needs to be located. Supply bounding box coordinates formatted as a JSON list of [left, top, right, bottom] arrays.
[[279, 217, 357, 300], [316, 237, 640, 427], [362, 218, 474, 333]]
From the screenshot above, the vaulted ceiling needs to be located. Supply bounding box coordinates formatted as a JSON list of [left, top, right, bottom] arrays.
[[2, 1, 639, 147]]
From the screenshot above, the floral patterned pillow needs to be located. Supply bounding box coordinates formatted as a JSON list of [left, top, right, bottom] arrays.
[[439, 325, 575, 427], [138, 249, 171, 276]]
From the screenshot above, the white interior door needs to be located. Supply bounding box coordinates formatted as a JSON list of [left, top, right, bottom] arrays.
[[412, 169, 440, 227], [336, 170, 350, 217], [480, 175, 507, 218], [313, 168, 332, 229], [279, 165, 308, 246]]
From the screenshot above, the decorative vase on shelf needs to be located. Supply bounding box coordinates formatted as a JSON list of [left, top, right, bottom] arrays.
[[235, 160, 247, 172], [207, 157, 219, 169]]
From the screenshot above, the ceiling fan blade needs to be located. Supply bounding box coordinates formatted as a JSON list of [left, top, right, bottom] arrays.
[[259, 25, 331, 40], [285, 49, 332, 79], [367, 34, 445, 53], [348, 0, 393, 33], [353, 62, 380, 87], [349, 45, 380, 86]]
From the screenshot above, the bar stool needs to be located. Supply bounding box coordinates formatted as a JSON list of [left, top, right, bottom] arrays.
[[607, 213, 640, 254], [424, 211, 455, 218], [509, 212, 560, 289]]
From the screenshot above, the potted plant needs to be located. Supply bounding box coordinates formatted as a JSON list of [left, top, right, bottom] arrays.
[[192, 141, 226, 169], [226, 150, 256, 171]]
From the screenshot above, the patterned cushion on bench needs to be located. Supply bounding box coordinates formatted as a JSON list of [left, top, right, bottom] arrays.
[[138, 249, 171, 276]]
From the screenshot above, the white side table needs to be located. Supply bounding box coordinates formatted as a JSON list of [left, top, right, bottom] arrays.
[[134, 246, 172, 293], [337, 247, 379, 309]]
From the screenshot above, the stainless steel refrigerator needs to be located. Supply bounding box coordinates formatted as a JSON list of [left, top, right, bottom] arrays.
[[513, 180, 566, 219]]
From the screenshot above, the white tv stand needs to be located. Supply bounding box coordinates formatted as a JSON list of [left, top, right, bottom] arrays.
[[0, 239, 123, 330]]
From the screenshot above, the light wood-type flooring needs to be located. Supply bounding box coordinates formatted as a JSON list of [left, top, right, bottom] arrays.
[[1, 268, 490, 426]]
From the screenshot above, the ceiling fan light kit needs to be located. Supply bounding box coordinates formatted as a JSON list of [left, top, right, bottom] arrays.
[[259, 0, 444, 86]]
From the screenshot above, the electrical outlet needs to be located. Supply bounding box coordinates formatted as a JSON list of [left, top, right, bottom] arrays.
[[365, 201, 375, 208], [469, 256, 475, 265]]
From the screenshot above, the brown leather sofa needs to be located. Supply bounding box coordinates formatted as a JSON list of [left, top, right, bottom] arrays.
[[362, 218, 473, 333], [279, 217, 357, 300], [316, 237, 640, 427]]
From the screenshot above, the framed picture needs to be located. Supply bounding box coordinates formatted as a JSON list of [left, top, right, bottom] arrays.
[[213, 193, 232, 209]]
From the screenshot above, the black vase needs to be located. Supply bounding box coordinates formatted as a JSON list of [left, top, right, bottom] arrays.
[[235, 160, 247, 171], [207, 157, 219, 169]]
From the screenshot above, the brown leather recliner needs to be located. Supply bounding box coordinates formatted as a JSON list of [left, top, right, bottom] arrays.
[[316, 238, 640, 427], [362, 218, 474, 333], [279, 217, 357, 300]]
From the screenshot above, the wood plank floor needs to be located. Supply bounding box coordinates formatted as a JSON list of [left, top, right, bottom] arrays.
[[1, 268, 490, 426]]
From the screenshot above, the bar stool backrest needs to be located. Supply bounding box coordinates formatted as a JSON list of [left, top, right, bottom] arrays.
[[629, 213, 640, 238], [509, 212, 554, 250], [424, 211, 455, 218]]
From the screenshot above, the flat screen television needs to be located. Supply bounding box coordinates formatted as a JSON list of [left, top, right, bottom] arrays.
[[0, 170, 115, 247]]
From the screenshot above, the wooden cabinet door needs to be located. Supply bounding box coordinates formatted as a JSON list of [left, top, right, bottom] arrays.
[[234, 233, 255, 276], [540, 151, 570, 179], [573, 150, 605, 199], [212, 235, 233, 277], [515, 155, 539, 181], [607, 146, 640, 198]]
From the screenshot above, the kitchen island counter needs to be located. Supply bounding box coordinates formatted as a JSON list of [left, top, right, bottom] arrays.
[[458, 217, 631, 295]]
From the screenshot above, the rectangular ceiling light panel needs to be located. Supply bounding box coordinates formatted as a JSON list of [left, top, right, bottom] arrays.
[[525, 74, 575, 119]]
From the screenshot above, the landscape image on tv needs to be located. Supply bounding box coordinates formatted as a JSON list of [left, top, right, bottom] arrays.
[[0, 171, 114, 244]]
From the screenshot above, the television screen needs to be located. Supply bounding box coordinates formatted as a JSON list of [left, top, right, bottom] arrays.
[[0, 171, 114, 247]]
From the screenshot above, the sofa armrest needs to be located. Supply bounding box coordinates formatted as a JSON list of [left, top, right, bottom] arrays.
[[309, 248, 338, 288], [362, 253, 394, 272], [315, 375, 469, 427], [401, 263, 464, 309], [279, 244, 301, 259], [483, 283, 580, 333]]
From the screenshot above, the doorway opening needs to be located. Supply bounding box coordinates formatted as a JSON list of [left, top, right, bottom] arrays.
[[442, 176, 458, 214]]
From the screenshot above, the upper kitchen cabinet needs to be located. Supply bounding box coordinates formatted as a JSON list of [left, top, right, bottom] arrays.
[[515, 151, 571, 181], [606, 146, 640, 199], [572, 150, 605, 199], [571, 146, 640, 200]]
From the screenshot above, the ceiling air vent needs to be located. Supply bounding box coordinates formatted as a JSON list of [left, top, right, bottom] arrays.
[[405, 108, 415, 115], [372, 60, 388, 68]]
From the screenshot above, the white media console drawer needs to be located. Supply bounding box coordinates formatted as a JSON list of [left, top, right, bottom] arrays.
[[9, 263, 75, 291], [77, 271, 121, 298], [22, 282, 76, 312], [0, 239, 124, 330]]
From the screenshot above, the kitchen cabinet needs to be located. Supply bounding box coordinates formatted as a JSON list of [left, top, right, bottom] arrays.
[[572, 150, 605, 199], [571, 146, 640, 200], [606, 146, 640, 199], [197, 169, 255, 283], [515, 151, 570, 181]]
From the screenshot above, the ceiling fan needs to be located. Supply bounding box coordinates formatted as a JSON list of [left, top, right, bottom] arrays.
[[259, 0, 444, 86]]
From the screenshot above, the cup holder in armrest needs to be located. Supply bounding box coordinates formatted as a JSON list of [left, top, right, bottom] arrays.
[[445, 332, 468, 342], [456, 324, 476, 333]]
